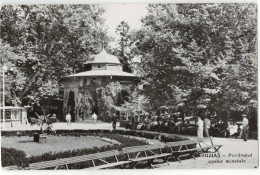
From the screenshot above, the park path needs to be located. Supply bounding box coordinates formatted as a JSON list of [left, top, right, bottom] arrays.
[[1, 121, 120, 131]]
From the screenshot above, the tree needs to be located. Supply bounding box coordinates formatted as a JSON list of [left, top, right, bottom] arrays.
[[113, 21, 133, 73], [0, 5, 109, 105], [132, 4, 257, 120], [120, 90, 150, 117]]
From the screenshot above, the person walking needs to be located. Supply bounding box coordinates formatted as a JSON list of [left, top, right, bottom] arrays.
[[66, 113, 71, 125], [92, 112, 97, 124], [242, 114, 249, 141], [204, 116, 211, 137], [112, 114, 117, 131], [131, 115, 136, 130], [196, 117, 204, 138]]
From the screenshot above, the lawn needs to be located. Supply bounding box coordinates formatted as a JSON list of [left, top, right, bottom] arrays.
[[1, 136, 115, 156]]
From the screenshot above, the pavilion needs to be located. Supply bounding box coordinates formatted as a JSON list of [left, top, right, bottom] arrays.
[[62, 49, 138, 122]]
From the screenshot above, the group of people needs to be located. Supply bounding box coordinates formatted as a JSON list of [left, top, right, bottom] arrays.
[[66, 112, 118, 131], [63, 110, 251, 141], [126, 113, 192, 134], [196, 114, 249, 141], [125, 111, 251, 141]]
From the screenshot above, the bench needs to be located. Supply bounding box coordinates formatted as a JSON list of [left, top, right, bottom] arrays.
[[196, 137, 222, 153], [26, 150, 120, 170], [166, 140, 198, 162], [39, 134, 47, 143], [86, 161, 131, 169], [167, 137, 222, 162], [3, 166, 19, 170], [122, 144, 171, 168]]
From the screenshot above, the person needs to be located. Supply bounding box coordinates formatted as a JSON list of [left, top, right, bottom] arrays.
[[50, 114, 57, 123], [112, 114, 117, 131], [66, 113, 71, 125], [242, 114, 249, 141], [92, 112, 97, 124], [229, 121, 238, 137], [219, 120, 226, 137], [151, 119, 158, 131], [237, 124, 243, 138], [131, 115, 137, 130], [196, 117, 203, 138], [226, 122, 232, 138], [204, 116, 211, 137], [42, 115, 48, 132]]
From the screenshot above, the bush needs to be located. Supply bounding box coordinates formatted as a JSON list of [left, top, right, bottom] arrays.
[[1, 147, 29, 168]]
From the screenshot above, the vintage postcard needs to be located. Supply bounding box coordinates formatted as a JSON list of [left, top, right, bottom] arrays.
[[0, 2, 258, 171]]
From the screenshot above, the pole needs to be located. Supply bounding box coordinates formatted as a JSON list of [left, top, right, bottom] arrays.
[[0, 81, 1, 127], [2, 63, 5, 129]]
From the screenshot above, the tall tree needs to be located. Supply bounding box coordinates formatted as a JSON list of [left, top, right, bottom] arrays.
[[113, 21, 132, 73]]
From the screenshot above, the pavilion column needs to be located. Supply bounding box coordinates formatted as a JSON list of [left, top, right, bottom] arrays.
[[63, 90, 70, 121]]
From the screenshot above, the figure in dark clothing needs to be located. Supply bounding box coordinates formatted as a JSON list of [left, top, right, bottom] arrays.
[[112, 115, 117, 131], [131, 116, 136, 130]]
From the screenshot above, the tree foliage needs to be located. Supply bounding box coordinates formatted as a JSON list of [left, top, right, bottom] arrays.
[[132, 4, 257, 119], [0, 5, 108, 105]]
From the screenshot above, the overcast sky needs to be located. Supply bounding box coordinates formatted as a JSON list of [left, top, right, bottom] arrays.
[[104, 4, 148, 37]]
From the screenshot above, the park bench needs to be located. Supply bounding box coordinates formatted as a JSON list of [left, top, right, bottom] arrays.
[[27, 149, 124, 170], [39, 134, 47, 143], [33, 133, 47, 143], [86, 160, 131, 169], [166, 140, 198, 162], [82, 150, 131, 170], [3, 166, 20, 170], [196, 137, 222, 153], [121, 144, 172, 168], [3, 149, 131, 170], [167, 137, 222, 162]]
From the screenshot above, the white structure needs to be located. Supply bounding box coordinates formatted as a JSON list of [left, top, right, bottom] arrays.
[[0, 106, 28, 128], [62, 48, 138, 122]]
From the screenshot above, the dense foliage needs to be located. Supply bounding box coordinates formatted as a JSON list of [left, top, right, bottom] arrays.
[[1, 147, 28, 167], [130, 4, 257, 121], [0, 5, 108, 105]]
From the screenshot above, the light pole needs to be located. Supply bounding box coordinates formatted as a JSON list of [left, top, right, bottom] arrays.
[[2, 64, 7, 129]]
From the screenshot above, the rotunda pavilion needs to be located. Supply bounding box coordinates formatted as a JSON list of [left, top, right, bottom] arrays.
[[62, 49, 138, 122]]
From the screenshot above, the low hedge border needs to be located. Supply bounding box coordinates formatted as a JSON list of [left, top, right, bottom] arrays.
[[1, 129, 188, 143]]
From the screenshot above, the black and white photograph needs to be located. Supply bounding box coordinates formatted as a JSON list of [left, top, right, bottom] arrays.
[[0, 1, 258, 170]]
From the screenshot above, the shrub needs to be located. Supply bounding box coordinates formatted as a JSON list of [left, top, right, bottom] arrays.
[[1, 147, 29, 168]]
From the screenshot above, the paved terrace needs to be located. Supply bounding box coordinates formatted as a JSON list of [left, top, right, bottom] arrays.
[[1, 122, 258, 169]]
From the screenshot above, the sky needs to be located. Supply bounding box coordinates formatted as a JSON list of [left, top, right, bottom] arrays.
[[103, 4, 148, 37]]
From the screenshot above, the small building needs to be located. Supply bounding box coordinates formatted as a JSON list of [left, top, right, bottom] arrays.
[[0, 106, 28, 126], [62, 49, 139, 122]]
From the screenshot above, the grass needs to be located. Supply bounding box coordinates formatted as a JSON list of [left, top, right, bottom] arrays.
[[1, 136, 114, 156], [1, 132, 149, 167]]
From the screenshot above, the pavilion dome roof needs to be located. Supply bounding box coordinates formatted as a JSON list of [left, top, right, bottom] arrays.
[[84, 49, 121, 65]]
